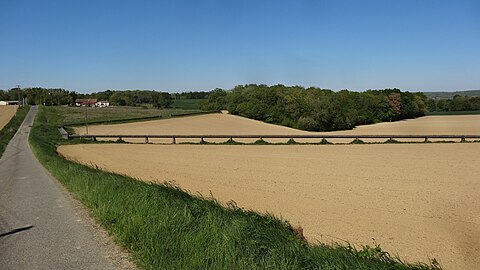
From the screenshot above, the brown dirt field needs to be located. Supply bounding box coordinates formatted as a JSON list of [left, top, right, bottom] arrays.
[[73, 114, 480, 143], [0, 106, 17, 130], [58, 143, 480, 270], [74, 113, 309, 135]]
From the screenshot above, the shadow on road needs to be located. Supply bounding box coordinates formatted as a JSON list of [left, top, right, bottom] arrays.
[[0, 225, 34, 238]]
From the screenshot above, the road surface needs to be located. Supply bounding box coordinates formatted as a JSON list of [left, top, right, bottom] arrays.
[[0, 106, 132, 269]]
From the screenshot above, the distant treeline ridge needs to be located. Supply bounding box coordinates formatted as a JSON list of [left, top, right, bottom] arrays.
[[0, 88, 173, 108], [1, 86, 478, 129], [428, 95, 480, 112], [200, 85, 428, 131]]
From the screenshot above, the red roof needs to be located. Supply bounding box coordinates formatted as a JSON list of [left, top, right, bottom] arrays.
[[75, 99, 97, 105]]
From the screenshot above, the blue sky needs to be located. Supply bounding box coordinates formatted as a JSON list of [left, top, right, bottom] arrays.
[[0, 0, 479, 93]]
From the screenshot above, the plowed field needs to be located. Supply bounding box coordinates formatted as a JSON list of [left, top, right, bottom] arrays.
[[58, 143, 480, 269], [0, 106, 17, 130], [73, 114, 480, 143], [64, 114, 480, 269]]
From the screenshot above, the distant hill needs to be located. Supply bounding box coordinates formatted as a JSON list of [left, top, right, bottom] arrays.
[[423, 90, 480, 99]]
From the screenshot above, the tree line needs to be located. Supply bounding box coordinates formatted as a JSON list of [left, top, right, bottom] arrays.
[[201, 84, 429, 131], [0, 88, 173, 108], [171, 91, 209, 100], [0, 87, 75, 106], [2, 86, 478, 131], [428, 95, 480, 112]]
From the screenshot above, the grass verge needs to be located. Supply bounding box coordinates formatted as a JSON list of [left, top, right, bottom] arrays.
[[29, 106, 440, 270], [0, 106, 29, 158]]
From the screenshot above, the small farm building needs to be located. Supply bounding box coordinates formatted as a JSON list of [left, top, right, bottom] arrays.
[[96, 101, 110, 108], [75, 99, 97, 107], [0, 101, 20, 106]]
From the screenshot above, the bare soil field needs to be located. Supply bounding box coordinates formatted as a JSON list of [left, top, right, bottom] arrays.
[[58, 143, 480, 269], [0, 106, 17, 130], [74, 113, 308, 135], [66, 114, 480, 268], [73, 114, 480, 143]]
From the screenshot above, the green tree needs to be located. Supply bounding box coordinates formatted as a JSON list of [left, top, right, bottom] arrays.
[[201, 88, 227, 111]]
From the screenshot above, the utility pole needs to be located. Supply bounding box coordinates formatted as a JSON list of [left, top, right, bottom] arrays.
[[17, 85, 21, 107], [85, 104, 89, 135]]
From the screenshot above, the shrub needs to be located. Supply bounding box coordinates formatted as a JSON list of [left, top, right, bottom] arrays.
[[296, 116, 318, 131]]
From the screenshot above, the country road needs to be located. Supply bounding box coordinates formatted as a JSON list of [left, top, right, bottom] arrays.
[[0, 106, 134, 269]]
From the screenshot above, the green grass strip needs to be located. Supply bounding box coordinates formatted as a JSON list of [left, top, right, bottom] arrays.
[[425, 110, 480, 115], [0, 106, 29, 158], [29, 106, 441, 270], [65, 110, 215, 126], [172, 99, 207, 110]]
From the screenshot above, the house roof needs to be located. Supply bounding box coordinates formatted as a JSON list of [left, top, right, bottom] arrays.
[[75, 99, 97, 104]]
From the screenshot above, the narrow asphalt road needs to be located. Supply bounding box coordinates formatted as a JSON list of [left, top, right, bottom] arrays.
[[0, 106, 124, 269]]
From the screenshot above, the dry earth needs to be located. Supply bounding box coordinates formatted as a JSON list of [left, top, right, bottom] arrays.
[[58, 143, 480, 270], [0, 106, 17, 130], [73, 113, 480, 143], [65, 114, 480, 269]]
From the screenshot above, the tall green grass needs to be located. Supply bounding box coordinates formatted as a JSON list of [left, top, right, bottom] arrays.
[[29, 106, 440, 270], [0, 106, 29, 158]]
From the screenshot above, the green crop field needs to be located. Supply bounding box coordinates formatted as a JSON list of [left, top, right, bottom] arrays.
[[172, 99, 206, 110], [425, 110, 480, 116], [56, 106, 206, 126]]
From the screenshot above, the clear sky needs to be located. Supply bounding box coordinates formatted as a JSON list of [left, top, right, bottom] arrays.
[[0, 0, 479, 93]]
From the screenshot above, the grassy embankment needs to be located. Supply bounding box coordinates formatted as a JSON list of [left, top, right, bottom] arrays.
[[29, 106, 440, 270], [0, 106, 29, 158]]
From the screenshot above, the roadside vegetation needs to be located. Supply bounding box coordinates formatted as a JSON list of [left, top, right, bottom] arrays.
[[29, 106, 441, 270], [0, 106, 29, 158]]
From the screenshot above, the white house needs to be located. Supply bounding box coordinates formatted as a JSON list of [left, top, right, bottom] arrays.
[[0, 101, 19, 106], [96, 101, 110, 108]]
